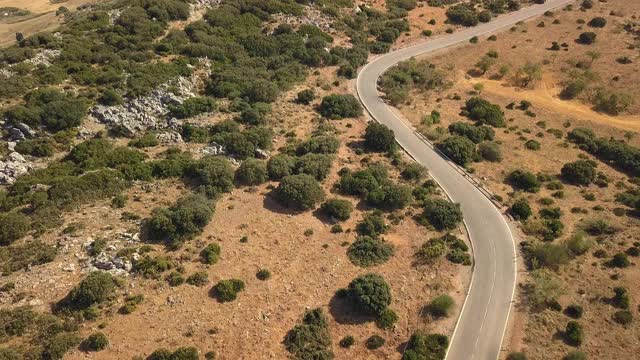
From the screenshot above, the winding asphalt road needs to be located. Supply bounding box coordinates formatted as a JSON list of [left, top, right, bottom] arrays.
[[355, 1, 574, 359]]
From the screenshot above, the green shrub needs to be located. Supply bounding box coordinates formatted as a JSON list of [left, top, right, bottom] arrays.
[[613, 310, 633, 325], [448, 122, 494, 143], [274, 174, 325, 210], [83, 332, 108, 351], [402, 332, 448, 360], [296, 89, 316, 105], [565, 304, 583, 319], [437, 136, 476, 165], [506, 353, 527, 360], [364, 123, 396, 152], [186, 271, 209, 287], [564, 351, 586, 360], [446, 4, 479, 27], [347, 236, 395, 267], [421, 198, 463, 231], [565, 321, 584, 346], [0, 241, 57, 275], [607, 253, 630, 268], [128, 133, 159, 148], [506, 169, 540, 192], [366, 335, 385, 350], [376, 308, 398, 329], [284, 308, 333, 360], [235, 159, 268, 185], [169, 97, 216, 119], [296, 135, 340, 155], [294, 153, 333, 181], [186, 156, 234, 198], [478, 141, 502, 162], [464, 97, 505, 127], [524, 139, 541, 150], [166, 271, 185, 287], [58, 271, 116, 310], [510, 198, 532, 221], [212, 279, 245, 302], [356, 212, 388, 237], [578, 32, 596, 45], [366, 183, 413, 211], [147, 194, 215, 248], [15, 138, 55, 157], [588, 17, 607, 28], [318, 94, 363, 119], [346, 273, 392, 316], [200, 243, 221, 265], [401, 163, 426, 181], [320, 199, 353, 221], [267, 154, 295, 180], [0, 212, 31, 246], [339, 335, 354, 348], [428, 294, 454, 318], [256, 269, 271, 281], [566, 232, 592, 256], [561, 160, 597, 185], [612, 287, 630, 309]]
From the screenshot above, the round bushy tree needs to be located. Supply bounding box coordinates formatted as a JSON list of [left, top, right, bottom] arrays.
[[235, 159, 268, 186], [274, 174, 326, 210], [561, 160, 597, 186], [506, 169, 540, 192], [320, 198, 354, 221], [296, 89, 315, 105], [318, 94, 363, 119], [578, 32, 597, 45], [565, 321, 584, 346], [61, 271, 116, 310], [0, 212, 31, 246], [347, 273, 392, 316], [267, 154, 295, 180], [212, 279, 245, 302], [364, 123, 396, 152], [84, 332, 108, 352], [438, 136, 476, 165], [510, 198, 532, 221], [429, 294, 455, 317], [588, 17, 607, 28], [347, 236, 395, 267], [421, 198, 463, 231]]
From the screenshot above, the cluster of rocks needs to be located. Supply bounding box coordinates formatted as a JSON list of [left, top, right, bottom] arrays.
[[23, 49, 61, 68], [156, 131, 184, 145], [78, 232, 141, 276], [90, 60, 211, 137], [7, 122, 37, 141], [271, 7, 337, 33], [0, 152, 31, 185]]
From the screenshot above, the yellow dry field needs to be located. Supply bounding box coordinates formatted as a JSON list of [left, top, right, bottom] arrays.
[[0, 0, 99, 47]]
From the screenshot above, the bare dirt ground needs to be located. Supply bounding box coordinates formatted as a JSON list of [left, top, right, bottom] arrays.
[[390, 1, 640, 359]]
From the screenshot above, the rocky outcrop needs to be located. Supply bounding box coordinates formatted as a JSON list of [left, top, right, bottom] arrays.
[[156, 131, 184, 145], [0, 152, 32, 185], [90, 60, 211, 136]]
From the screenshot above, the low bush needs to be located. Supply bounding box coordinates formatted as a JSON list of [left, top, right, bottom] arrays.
[[366, 335, 385, 350], [186, 271, 208, 287], [339, 335, 354, 348], [83, 332, 108, 352], [478, 141, 502, 162], [510, 198, 532, 221], [169, 97, 216, 119], [565, 321, 584, 346], [346, 273, 392, 316], [402, 331, 448, 360], [58, 271, 116, 311], [0, 212, 31, 246], [200, 243, 221, 265], [421, 198, 463, 231], [356, 212, 388, 237], [235, 159, 268, 186], [613, 310, 633, 325], [578, 32, 597, 44], [364, 123, 396, 152], [256, 269, 271, 281], [274, 174, 325, 210], [375, 308, 398, 329], [565, 304, 584, 319], [318, 94, 363, 119], [506, 169, 540, 192], [186, 156, 234, 198], [296, 89, 315, 105], [438, 136, 476, 165], [212, 279, 245, 303], [320, 199, 353, 221], [267, 154, 295, 180], [147, 194, 215, 248], [284, 308, 333, 360], [428, 294, 455, 318], [464, 97, 505, 127], [561, 160, 597, 185], [347, 236, 395, 267]]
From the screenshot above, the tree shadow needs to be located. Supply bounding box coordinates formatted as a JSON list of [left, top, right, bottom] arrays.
[[328, 292, 373, 325], [261, 191, 305, 216], [466, 68, 484, 77]]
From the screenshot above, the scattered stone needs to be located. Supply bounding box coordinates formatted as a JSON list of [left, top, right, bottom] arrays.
[[255, 148, 269, 159], [0, 152, 31, 185], [156, 131, 184, 145], [202, 142, 225, 156]]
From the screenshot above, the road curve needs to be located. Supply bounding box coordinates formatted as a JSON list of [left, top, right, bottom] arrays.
[[355, 1, 574, 359]]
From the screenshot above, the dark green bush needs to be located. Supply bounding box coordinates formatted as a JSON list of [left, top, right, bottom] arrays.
[[346, 273, 392, 316], [83, 332, 108, 351], [564, 351, 586, 360], [235, 159, 268, 186], [186, 156, 234, 198], [15, 138, 55, 157], [347, 236, 395, 267], [166, 271, 185, 287], [318, 94, 363, 119], [274, 174, 325, 210], [200, 243, 221, 265], [147, 194, 215, 248], [364, 123, 396, 152], [0, 212, 31, 246], [339, 335, 354, 348], [446, 4, 478, 27], [296, 89, 316, 105], [256, 269, 271, 281], [186, 271, 209, 287], [578, 32, 596, 45], [561, 160, 597, 185], [366, 335, 385, 350], [375, 308, 398, 329], [283, 308, 333, 360], [421, 198, 463, 231], [294, 153, 333, 181], [58, 271, 116, 310], [212, 279, 245, 303], [510, 198, 532, 221], [448, 122, 494, 143], [506, 169, 540, 192], [613, 310, 633, 325], [464, 97, 505, 127], [438, 136, 476, 165], [267, 154, 295, 180], [320, 198, 353, 221], [506, 353, 527, 360], [365, 183, 413, 211], [565, 321, 584, 346], [588, 17, 607, 28], [478, 141, 502, 162], [169, 97, 216, 119], [401, 163, 426, 181], [296, 135, 340, 155], [565, 304, 583, 319], [402, 331, 448, 360], [356, 212, 388, 237]]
